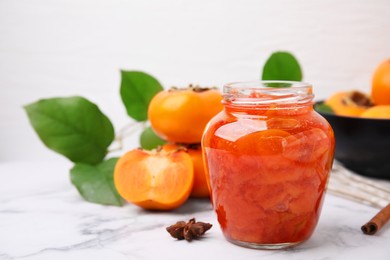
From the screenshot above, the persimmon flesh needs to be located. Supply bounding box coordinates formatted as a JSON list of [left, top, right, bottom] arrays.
[[162, 143, 210, 198], [361, 105, 390, 119], [114, 148, 194, 210], [325, 91, 372, 117]]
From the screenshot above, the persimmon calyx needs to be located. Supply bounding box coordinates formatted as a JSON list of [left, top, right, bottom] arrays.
[[169, 84, 218, 93]]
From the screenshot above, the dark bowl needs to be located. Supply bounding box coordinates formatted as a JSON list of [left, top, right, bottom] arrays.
[[315, 101, 390, 180]]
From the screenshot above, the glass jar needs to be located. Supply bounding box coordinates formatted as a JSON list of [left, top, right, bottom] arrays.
[[202, 81, 335, 249]]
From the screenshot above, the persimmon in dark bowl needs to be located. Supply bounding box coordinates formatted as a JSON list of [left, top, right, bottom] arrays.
[[315, 102, 390, 180]]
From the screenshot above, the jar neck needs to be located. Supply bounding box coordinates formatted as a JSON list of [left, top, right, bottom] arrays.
[[222, 81, 314, 115]]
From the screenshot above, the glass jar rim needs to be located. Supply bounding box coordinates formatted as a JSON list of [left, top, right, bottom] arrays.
[[224, 80, 312, 91], [223, 80, 314, 106]]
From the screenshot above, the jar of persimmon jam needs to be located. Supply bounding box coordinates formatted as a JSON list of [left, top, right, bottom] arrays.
[[202, 81, 335, 249]]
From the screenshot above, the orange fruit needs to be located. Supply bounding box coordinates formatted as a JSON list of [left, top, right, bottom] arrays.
[[360, 105, 390, 119], [371, 59, 390, 105], [148, 86, 223, 143], [114, 148, 194, 210], [325, 91, 372, 117], [162, 143, 210, 198]]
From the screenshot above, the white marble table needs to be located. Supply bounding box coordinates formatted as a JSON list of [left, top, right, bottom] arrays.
[[1, 160, 389, 260]]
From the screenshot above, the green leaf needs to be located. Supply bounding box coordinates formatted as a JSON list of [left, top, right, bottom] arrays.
[[24, 96, 114, 164], [264, 82, 293, 88], [262, 51, 303, 81], [70, 158, 123, 206], [120, 71, 163, 121], [314, 103, 334, 114], [140, 126, 166, 150]]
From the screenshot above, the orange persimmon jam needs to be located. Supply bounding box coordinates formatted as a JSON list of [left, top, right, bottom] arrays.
[[202, 81, 335, 249]]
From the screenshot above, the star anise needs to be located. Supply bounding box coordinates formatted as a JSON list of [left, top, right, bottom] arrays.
[[166, 218, 212, 241]]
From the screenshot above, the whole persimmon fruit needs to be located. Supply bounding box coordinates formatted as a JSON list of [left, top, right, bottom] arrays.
[[360, 105, 390, 119], [371, 59, 390, 105], [114, 148, 194, 210], [148, 85, 223, 143], [162, 143, 210, 198]]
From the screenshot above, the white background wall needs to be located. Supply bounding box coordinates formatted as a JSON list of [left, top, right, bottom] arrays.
[[1, 0, 389, 162]]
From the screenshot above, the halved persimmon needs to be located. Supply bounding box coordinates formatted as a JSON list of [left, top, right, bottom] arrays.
[[325, 91, 372, 117], [360, 105, 390, 119], [114, 148, 194, 210], [162, 143, 210, 198]]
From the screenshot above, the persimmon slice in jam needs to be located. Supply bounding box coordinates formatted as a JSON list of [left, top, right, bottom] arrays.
[[283, 128, 331, 163], [235, 129, 291, 155]]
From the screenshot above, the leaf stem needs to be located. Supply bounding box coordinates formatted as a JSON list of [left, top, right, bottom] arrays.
[[108, 121, 147, 153]]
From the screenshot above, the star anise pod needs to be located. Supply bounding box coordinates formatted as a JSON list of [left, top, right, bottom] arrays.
[[166, 218, 212, 241]]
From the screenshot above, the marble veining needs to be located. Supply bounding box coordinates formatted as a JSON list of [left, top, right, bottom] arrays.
[[0, 161, 389, 260]]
